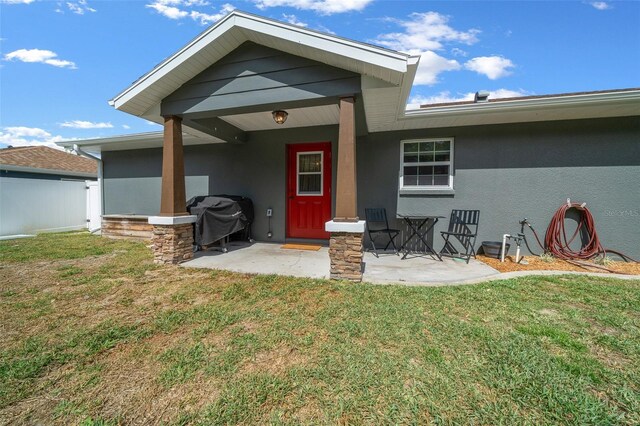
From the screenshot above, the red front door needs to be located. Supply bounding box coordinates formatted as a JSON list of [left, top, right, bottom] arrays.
[[287, 142, 332, 239]]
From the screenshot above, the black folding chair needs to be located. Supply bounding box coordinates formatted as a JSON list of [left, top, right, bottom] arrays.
[[440, 210, 480, 264], [365, 208, 400, 258]]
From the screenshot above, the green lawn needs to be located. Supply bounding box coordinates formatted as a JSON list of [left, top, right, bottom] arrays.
[[1, 232, 639, 425]]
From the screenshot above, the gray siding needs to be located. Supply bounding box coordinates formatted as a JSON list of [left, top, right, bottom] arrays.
[[358, 116, 640, 258], [162, 42, 361, 117], [103, 116, 640, 258], [103, 125, 340, 242]]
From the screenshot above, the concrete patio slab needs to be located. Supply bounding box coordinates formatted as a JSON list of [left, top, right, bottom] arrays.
[[363, 252, 500, 285], [183, 241, 330, 279], [182, 242, 501, 285]]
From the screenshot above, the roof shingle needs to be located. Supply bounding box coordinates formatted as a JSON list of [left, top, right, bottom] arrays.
[[0, 146, 97, 175]]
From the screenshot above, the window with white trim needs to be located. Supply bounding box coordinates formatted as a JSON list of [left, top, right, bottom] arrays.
[[400, 138, 454, 190], [297, 151, 323, 195]]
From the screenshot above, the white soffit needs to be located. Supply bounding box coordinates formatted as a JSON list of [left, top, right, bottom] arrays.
[[110, 11, 411, 119], [220, 104, 339, 131]]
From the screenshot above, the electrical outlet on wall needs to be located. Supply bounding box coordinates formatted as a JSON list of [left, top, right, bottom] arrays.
[[266, 208, 273, 217]]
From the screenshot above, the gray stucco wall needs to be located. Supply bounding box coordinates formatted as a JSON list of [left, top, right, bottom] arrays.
[[357, 116, 640, 258], [103, 125, 340, 243], [103, 115, 640, 258]]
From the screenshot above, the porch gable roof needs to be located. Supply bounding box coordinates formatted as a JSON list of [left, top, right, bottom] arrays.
[[109, 10, 419, 138]]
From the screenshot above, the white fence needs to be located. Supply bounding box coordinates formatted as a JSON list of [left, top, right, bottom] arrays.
[[0, 177, 101, 237]]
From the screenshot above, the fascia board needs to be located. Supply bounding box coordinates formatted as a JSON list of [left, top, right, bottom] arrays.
[[401, 90, 640, 119], [56, 132, 165, 148], [55, 131, 220, 154], [110, 15, 239, 110], [394, 55, 420, 119], [235, 14, 409, 73]]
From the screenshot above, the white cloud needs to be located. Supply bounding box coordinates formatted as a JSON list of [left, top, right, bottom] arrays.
[[464, 56, 514, 80], [371, 12, 482, 86], [282, 13, 308, 27], [252, 0, 372, 15], [315, 24, 336, 35], [146, 1, 188, 19], [60, 120, 113, 129], [414, 51, 461, 85], [590, 2, 611, 10], [0, 0, 36, 4], [489, 88, 530, 99], [2, 127, 52, 139], [146, 1, 234, 25], [3, 48, 77, 69], [122, 124, 131, 129], [189, 3, 234, 25], [66, 0, 97, 15], [0, 127, 74, 149], [374, 12, 480, 52], [407, 88, 530, 109], [450, 47, 467, 57]]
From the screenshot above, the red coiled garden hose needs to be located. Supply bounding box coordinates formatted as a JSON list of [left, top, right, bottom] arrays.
[[538, 201, 638, 263], [544, 202, 603, 260]]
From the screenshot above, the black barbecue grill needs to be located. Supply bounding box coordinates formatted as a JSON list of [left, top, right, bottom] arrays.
[[186, 194, 254, 252]]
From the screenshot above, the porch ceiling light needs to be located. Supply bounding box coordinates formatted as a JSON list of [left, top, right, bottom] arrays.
[[272, 110, 288, 125]]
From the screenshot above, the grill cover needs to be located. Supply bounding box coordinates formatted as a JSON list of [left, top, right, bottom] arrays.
[[187, 195, 254, 247]]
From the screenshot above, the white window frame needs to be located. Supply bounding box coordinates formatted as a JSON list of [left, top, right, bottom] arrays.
[[296, 151, 323, 196], [399, 138, 454, 191]]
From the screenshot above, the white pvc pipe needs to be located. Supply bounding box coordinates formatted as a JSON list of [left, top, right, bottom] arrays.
[[515, 243, 521, 263], [501, 234, 510, 262]]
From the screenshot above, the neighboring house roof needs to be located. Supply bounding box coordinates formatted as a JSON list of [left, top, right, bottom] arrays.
[[0, 146, 97, 178], [108, 10, 420, 137]]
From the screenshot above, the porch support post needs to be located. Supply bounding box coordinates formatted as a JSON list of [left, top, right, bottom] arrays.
[[325, 97, 365, 282], [160, 115, 187, 216], [149, 115, 196, 265], [334, 97, 358, 222]]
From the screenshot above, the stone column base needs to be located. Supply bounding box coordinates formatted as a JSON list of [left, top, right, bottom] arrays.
[[326, 220, 366, 282], [329, 232, 364, 281], [149, 216, 197, 265]]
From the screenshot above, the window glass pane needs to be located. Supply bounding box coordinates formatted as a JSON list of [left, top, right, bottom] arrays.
[[404, 175, 418, 186], [419, 142, 434, 152], [404, 142, 419, 153], [419, 153, 434, 162], [298, 174, 321, 193], [419, 166, 433, 175], [434, 165, 449, 175], [418, 175, 433, 186], [404, 154, 419, 163], [434, 152, 450, 162], [299, 153, 321, 173], [401, 139, 453, 188], [434, 175, 449, 186], [404, 166, 418, 176], [434, 140, 450, 151]]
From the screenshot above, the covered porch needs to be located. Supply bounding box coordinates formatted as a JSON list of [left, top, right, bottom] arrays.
[[106, 12, 421, 281], [183, 242, 499, 285]]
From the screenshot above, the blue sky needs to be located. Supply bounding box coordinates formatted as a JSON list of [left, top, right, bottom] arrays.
[[1, 0, 639, 148]]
